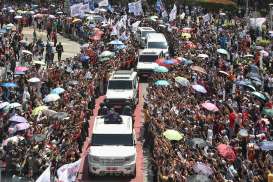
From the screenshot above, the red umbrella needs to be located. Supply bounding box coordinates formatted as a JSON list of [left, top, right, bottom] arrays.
[[217, 144, 236, 162], [155, 58, 180, 68]]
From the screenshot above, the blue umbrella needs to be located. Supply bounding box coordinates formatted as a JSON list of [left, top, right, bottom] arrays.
[[192, 84, 207, 94], [51, 87, 65, 95], [180, 58, 193, 65], [154, 66, 168, 73], [115, 45, 127, 50], [260, 141, 273, 151], [0, 82, 17, 88], [155, 80, 170, 86], [80, 55, 90, 62], [236, 79, 252, 86], [109, 40, 124, 45], [164, 59, 176, 65]]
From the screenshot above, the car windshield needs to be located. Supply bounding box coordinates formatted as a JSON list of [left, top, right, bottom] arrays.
[[142, 31, 155, 38], [148, 42, 168, 49], [91, 134, 133, 146], [108, 80, 132, 90], [139, 55, 158, 62]]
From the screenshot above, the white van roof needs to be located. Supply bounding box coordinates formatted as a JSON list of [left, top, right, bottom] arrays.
[[137, 27, 155, 32], [146, 33, 167, 42], [93, 115, 133, 134]]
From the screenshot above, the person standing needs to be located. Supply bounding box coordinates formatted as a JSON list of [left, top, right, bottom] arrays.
[[56, 42, 63, 62]]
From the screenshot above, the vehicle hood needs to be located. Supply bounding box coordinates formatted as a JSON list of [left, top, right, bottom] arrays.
[[137, 62, 158, 70], [106, 90, 134, 99], [89, 146, 136, 157]]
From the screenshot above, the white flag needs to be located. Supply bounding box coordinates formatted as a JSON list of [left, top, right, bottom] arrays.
[[57, 159, 81, 182], [162, 10, 168, 18], [36, 166, 50, 182], [131, 21, 141, 32], [169, 4, 177, 22], [98, 0, 109, 7], [134, 1, 143, 16]]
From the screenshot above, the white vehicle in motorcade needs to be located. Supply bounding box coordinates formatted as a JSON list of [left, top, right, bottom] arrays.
[[105, 70, 139, 108], [145, 33, 169, 55], [88, 115, 136, 176], [135, 27, 156, 48], [136, 49, 162, 77]]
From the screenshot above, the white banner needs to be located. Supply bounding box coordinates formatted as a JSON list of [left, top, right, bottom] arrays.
[[128, 2, 135, 13], [36, 166, 50, 182], [57, 159, 81, 182], [98, 0, 109, 7], [80, 3, 90, 16], [169, 4, 177, 22], [70, 3, 83, 17], [128, 1, 142, 16]]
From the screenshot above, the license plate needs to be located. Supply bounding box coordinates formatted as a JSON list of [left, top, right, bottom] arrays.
[[106, 167, 117, 171]]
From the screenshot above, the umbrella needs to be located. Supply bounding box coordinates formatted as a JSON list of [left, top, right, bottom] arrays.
[[48, 15, 56, 19], [43, 94, 60, 103], [42, 109, 57, 117], [154, 66, 168, 73], [217, 144, 236, 162], [175, 76, 190, 87], [32, 60, 46, 65], [252, 91, 267, 101], [80, 43, 90, 49], [72, 18, 81, 23], [109, 40, 124, 45], [8, 102, 22, 109], [192, 84, 207, 94], [51, 112, 69, 120], [9, 115, 28, 123], [181, 32, 191, 39], [15, 122, 30, 131], [193, 162, 213, 176], [14, 15, 23, 19], [99, 51, 115, 58], [187, 174, 211, 182], [0, 82, 17, 88], [178, 57, 193, 65], [156, 58, 180, 67], [259, 141, 273, 151], [191, 66, 207, 74], [115, 45, 127, 50], [80, 55, 90, 62], [51, 87, 65, 95], [219, 70, 229, 76], [163, 129, 183, 141], [15, 66, 28, 72], [6, 23, 15, 28], [260, 50, 269, 57], [217, 48, 228, 55], [188, 138, 208, 148], [155, 80, 170, 86], [2, 136, 24, 146], [33, 134, 47, 142], [28, 77, 41, 83], [0, 102, 9, 109], [201, 102, 219, 112], [197, 54, 209, 59], [67, 80, 79, 85], [244, 54, 254, 58], [262, 109, 273, 117], [32, 106, 48, 116], [22, 50, 33, 55]]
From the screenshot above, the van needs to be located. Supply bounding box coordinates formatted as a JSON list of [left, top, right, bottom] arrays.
[[146, 33, 169, 55], [135, 27, 156, 48]]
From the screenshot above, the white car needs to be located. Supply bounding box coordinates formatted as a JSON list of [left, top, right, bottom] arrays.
[[137, 49, 162, 77], [146, 33, 169, 55], [88, 115, 136, 176], [135, 27, 156, 48], [105, 70, 138, 108]]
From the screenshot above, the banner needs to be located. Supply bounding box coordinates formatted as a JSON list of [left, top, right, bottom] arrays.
[[36, 166, 50, 182], [156, 0, 164, 14], [169, 4, 177, 22], [98, 0, 109, 7], [57, 159, 81, 182], [128, 1, 142, 16], [203, 14, 211, 23], [79, 3, 90, 15], [70, 3, 83, 17]]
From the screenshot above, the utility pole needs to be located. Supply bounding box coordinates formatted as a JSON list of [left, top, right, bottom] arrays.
[[270, 3, 273, 30]]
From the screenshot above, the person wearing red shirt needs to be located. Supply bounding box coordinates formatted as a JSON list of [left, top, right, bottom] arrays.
[[229, 111, 236, 138]]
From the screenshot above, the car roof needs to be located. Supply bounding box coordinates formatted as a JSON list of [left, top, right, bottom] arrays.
[[146, 33, 167, 42], [93, 115, 133, 134], [110, 70, 137, 80], [138, 27, 155, 31]]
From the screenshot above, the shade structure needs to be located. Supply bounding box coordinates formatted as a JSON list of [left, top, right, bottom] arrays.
[[28, 77, 41, 83], [251, 91, 267, 101], [192, 84, 207, 94], [154, 66, 169, 73], [15, 66, 28, 72], [201, 102, 219, 112], [109, 40, 124, 45], [175, 76, 190, 87], [32, 106, 48, 116], [259, 141, 273, 151], [155, 58, 180, 68], [43, 94, 60, 103], [191, 66, 207, 74], [193, 162, 213, 176], [188, 138, 208, 148], [187, 174, 211, 182], [0, 82, 17, 88], [155, 80, 170, 86], [9, 115, 28, 123], [51, 87, 65, 95], [217, 48, 228, 55], [15, 122, 30, 131], [217, 144, 236, 162], [163, 129, 183, 141]]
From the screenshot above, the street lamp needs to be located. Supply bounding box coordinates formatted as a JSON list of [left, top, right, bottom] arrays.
[[269, 3, 273, 30]]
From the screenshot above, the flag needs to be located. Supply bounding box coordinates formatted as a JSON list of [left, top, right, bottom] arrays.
[[128, 1, 142, 16], [36, 165, 50, 182], [131, 20, 141, 32], [169, 4, 177, 22], [162, 10, 168, 19], [57, 159, 81, 182], [98, 0, 109, 7], [156, 0, 164, 14]]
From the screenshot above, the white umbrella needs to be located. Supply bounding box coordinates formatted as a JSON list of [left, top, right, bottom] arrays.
[[14, 15, 23, 19], [217, 48, 228, 55], [28, 77, 41, 83], [197, 54, 209, 59], [244, 54, 254, 58], [22, 50, 33, 55], [9, 9, 15, 13], [43, 94, 60, 103]]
